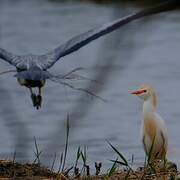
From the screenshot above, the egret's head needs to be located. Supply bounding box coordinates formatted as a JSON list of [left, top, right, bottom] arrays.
[[131, 84, 157, 106]]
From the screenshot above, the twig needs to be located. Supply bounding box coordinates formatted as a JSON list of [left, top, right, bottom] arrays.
[[50, 78, 106, 102]]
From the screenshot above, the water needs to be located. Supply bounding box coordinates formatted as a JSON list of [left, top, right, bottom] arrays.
[[0, 0, 180, 171]]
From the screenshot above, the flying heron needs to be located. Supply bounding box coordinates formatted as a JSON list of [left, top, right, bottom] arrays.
[[0, 1, 178, 109]]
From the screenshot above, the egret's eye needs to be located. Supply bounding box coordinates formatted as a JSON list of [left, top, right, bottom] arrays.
[[144, 90, 147, 93]]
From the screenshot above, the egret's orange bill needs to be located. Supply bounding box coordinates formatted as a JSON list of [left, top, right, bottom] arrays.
[[131, 89, 145, 95]]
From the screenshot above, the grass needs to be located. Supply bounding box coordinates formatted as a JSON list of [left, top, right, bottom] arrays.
[[60, 114, 70, 172], [0, 118, 178, 179], [33, 137, 42, 165]]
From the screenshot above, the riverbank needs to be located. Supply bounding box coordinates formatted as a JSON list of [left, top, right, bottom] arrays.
[[0, 159, 178, 180]]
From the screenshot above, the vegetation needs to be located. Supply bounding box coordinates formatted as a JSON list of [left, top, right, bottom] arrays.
[[0, 118, 178, 179]]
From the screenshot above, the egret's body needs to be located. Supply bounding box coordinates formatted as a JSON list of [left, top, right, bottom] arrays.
[[131, 85, 168, 160]]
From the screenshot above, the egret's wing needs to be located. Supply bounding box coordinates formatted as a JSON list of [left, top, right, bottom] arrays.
[[38, 0, 179, 70], [0, 48, 22, 67]]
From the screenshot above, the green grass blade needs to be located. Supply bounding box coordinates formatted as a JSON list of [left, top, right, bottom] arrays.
[[61, 115, 70, 171], [81, 146, 87, 165], [110, 159, 128, 166], [58, 152, 64, 173], [51, 152, 57, 171], [107, 140, 128, 166], [81, 151, 86, 165], [33, 137, 42, 164], [108, 158, 117, 177], [75, 146, 81, 168]]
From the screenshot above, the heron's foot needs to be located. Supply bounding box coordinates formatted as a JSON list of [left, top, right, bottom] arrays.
[[29, 87, 42, 109], [36, 95, 42, 109], [31, 93, 37, 107]]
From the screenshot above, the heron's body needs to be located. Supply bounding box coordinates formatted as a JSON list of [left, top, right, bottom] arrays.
[[17, 78, 45, 88], [131, 85, 168, 160], [14, 67, 49, 109]]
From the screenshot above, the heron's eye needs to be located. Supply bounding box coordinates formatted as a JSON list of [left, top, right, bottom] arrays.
[[144, 90, 147, 93]]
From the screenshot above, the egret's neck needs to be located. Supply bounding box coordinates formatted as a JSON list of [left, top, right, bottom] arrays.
[[143, 97, 156, 117]]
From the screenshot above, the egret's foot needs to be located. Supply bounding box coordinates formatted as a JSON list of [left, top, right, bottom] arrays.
[[31, 93, 37, 107], [159, 160, 177, 170], [36, 95, 42, 109]]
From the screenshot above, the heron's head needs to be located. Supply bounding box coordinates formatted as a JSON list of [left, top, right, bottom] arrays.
[[131, 84, 157, 103]]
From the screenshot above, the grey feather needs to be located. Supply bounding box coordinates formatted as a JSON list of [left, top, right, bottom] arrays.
[[0, 50, 43, 70], [38, 0, 179, 70], [14, 67, 52, 80], [0, 48, 21, 67]]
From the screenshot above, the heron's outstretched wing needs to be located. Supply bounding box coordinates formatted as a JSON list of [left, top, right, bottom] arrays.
[[0, 48, 22, 67], [38, 0, 179, 70], [0, 48, 42, 70]]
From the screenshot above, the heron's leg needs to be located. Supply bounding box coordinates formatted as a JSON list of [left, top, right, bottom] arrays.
[[29, 87, 33, 95], [29, 87, 36, 107], [38, 87, 41, 96], [36, 87, 42, 109]]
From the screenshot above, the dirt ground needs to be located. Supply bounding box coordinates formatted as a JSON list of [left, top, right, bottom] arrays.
[[0, 160, 178, 180]]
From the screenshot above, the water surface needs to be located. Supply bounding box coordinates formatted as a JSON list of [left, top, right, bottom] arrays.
[[0, 0, 180, 170]]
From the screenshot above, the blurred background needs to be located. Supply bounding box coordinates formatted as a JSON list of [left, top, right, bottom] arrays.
[[0, 0, 180, 171]]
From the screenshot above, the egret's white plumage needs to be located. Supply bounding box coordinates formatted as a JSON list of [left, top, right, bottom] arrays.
[[131, 84, 168, 160]]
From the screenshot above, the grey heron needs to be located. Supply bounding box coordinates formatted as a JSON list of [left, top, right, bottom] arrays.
[[0, 0, 178, 109]]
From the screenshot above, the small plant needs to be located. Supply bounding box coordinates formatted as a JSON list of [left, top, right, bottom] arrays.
[[95, 162, 102, 176], [81, 146, 90, 176], [62, 115, 70, 172], [33, 136, 42, 165], [51, 152, 57, 171], [58, 115, 70, 173], [74, 146, 81, 177], [107, 141, 140, 179], [107, 140, 130, 178], [107, 158, 117, 177], [107, 141, 129, 167]]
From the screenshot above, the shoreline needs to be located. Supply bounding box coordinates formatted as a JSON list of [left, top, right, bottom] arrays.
[[0, 159, 178, 180]]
